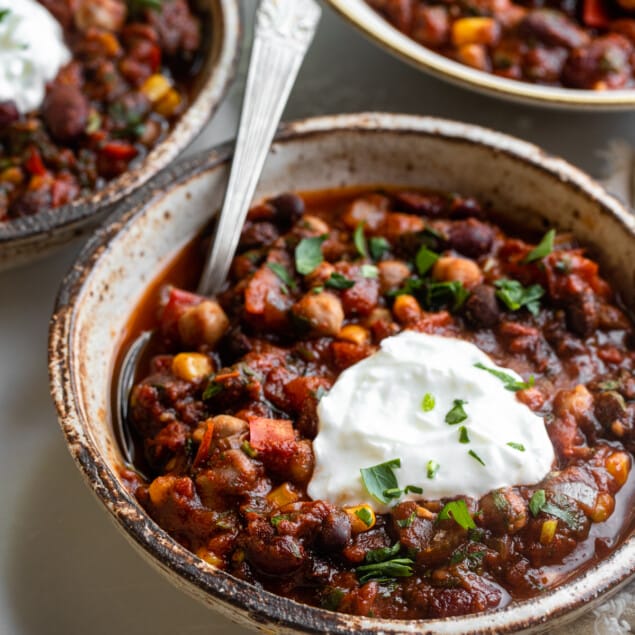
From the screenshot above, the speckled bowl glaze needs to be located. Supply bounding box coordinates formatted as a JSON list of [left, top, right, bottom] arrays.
[[325, 0, 635, 110], [49, 113, 635, 634], [0, 0, 240, 271]]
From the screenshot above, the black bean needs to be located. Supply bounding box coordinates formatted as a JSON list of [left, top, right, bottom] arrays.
[[42, 85, 89, 142], [565, 290, 599, 338], [448, 219, 494, 258], [463, 284, 500, 329], [269, 192, 305, 225], [317, 509, 351, 552]]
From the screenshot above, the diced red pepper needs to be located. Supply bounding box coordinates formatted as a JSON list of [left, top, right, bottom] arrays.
[[25, 147, 47, 176], [583, 0, 610, 28], [159, 286, 204, 336], [101, 140, 138, 161], [248, 417, 294, 452]]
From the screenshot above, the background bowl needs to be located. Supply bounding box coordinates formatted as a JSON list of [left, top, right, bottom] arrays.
[[0, 0, 240, 271], [325, 0, 635, 110], [49, 113, 635, 634]]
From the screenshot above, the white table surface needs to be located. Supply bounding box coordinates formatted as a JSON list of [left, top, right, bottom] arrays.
[[2, 2, 635, 634]]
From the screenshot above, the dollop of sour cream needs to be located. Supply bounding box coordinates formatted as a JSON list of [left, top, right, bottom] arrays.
[[0, 0, 71, 114], [308, 331, 555, 512]]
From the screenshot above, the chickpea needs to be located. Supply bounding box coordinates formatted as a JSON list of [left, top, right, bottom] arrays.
[[212, 415, 248, 439], [75, 0, 127, 32], [178, 300, 230, 348], [292, 292, 344, 337], [392, 294, 422, 324], [300, 214, 330, 236], [554, 385, 593, 422], [378, 260, 411, 294], [432, 256, 483, 289]]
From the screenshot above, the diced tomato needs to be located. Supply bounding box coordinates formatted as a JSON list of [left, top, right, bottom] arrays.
[[583, 0, 610, 28], [158, 286, 204, 336], [101, 140, 138, 161], [248, 417, 294, 452], [25, 147, 47, 177]]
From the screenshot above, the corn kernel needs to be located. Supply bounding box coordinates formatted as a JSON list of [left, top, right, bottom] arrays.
[[540, 519, 558, 544], [267, 482, 299, 508], [392, 294, 421, 324], [1, 167, 24, 186], [171, 352, 212, 382], [606, 451, 630, 487], [140, 73, 172, 103], [155, 88, 182, 117], [345, 505, 376, 533], [590, 492, 614, 523], [451, 17, 499, 46], [148, 475, 172, 506], [338, 324, 370, 346], [196, 547, 224, 568]]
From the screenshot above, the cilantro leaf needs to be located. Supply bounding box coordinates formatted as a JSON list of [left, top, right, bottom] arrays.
[[321, 587, 345, 611], [267, 262, 296, 292], [541, 502, 580, 529], [415, 246, 439, 276], [295, 235, 326, 275], [421, 392, 435, 412], [202, 380, 222, 400], [458, 426, 470, 443], [353, 222, 369, 259], [525, 229, 556, 263], [360, 458, 401, 504], [325, 272, 355, 290], [438, 500, 475, 530], [369, 236, 390, 260], [366, 542, 402, 563], [425, 280, 469, 311], [426, 460, 440, 479], [474, 362, 535, 392], [529, 489, 546, 516], [357, 542, 414, 583], [495, 279, 544, 316], [445, 399, 468, 425], [507, 442, 525, 452], [397, 511, 416, 528]]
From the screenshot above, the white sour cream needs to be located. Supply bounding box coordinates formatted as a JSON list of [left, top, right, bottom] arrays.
[[308, 331, 555, 512], [0, 0, 71, 114]]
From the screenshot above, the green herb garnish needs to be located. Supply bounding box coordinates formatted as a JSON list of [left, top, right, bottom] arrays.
[[369, 236, 390, 260], [529, 490, 546, 516], [426, 460, 440, 479], [404, 484, 423, 494], [267, 262, 296, 292], [295, 235, 326, 275], [128, 0, 163, 13], [0, 9, 10, 22], [321, 587, 345, 611], [355, 507, 374, 527], [353, 222, 369, 259], [495, 279, 544, 316], [474, 362, 535, 392], [445, 399, 468, 425], [202, 380, 222, 400], [360, 458, 401, 504], [507, 442, 525, 452], [240, 440, 258, 458], [458, 426, 470, 443], [426, 280, 470, 311], [356, 542, 414, 583], [383, 487, 403, 500], [468, 449, 486, 466], [397, 511, 416, 528], [421, 392, 435, 412], [541, 502, 580, 529], [361, 264, 378, 278], [325, 272, 355, 290], [415, 246, 439, 276], [438, 500, 475, 530], [525, 229, 556, 263], [271, 514, 292, 528]]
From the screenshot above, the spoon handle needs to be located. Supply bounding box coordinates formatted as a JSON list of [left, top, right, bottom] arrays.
[[198, 0, 321, 296]]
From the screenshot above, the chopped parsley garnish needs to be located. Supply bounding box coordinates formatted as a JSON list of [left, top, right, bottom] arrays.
[[383, 487, 403, 500], [415, 246, 439, 276], [404, 484, 423, 494], [240, 440, 258, 458], [450, 549, 485, 567], [312, 285, 324, 293], [529, 490, 546, 516], [202, 380, 222, 400], [353, 222, 369, 259], [361, 264, 379, 278], [458, 426, 470, 443], [356, 542, 414, 583], [421, 392, 435, 412], [267, 262, 296, 292], [445, 399, 468, 425], [325, 272, 355, 290], [525, 229, 556, 263], [468, 449, 486, 466], [507, 442, 525, 452], [0, 9, 10, 22], [360, 458, 401, 504], [397, 511, 416, 528], [355, 507, 374, 527], [426, 280, 470, 311], [426, 460, 440, 479], [271, 514, 292, 528], [295, 235, 326, 275], [369, 236, 390, 260], [495, 279, 544, 316], [321, 587, 345, 611], [438, 500, 475, 530], [474, 362, 535, 392]]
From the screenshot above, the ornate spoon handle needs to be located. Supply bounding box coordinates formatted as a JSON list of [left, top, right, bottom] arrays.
[[198, 0, 321, 296]]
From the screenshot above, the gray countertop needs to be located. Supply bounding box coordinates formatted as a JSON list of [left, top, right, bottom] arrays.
[[1, 2, 634, 633]]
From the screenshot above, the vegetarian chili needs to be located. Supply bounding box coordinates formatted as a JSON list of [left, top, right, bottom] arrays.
[[366, 0, 635, 89], [119, 187, 635, 619], [0, 0, 203, 221]]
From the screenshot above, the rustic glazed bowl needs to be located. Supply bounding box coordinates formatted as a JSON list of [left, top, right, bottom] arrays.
[[49, 113, 635, 634], [0, 0, 240, 271], [325, 0, 635, 110]]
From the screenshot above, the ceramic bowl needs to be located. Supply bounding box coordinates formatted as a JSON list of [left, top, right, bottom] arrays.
[[0, 0, 240, 271], [49, 113, 635, 634], [325, 0, 635, 110]]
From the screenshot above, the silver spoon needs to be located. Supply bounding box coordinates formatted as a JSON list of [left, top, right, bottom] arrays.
[[116, 0, 321, 470]]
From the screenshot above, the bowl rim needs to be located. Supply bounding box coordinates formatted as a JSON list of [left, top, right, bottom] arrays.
[[324, 0, 635, 110], [49, 112, 635, 634], [0, 0, 241, 244]]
